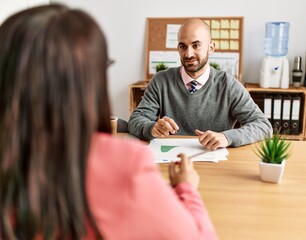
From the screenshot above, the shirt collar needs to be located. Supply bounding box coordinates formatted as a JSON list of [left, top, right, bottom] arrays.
[[180, 66, 210, 86]]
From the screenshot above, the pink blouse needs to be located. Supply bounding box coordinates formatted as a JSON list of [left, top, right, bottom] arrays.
[[85, 133, 217, 240]]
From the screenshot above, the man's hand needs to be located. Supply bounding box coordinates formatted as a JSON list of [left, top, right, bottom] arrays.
[[151, 116, 179, 138], [195, 129, 229, 150]]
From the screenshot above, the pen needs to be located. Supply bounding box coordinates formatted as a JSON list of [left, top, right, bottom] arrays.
[[188, 150, 209, 159], [173, 150, 209, 164], [164, 114, 179, 134], [172, 150, 208, 165]]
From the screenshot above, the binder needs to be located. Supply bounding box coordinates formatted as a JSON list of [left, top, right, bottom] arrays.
[[290, 95, 301, 135], [263, 95, 272, 123], [272, 95, 282, 131], [281, 95, 291, 134]]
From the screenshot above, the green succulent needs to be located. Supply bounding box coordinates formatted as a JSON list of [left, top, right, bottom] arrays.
[[254, 132, 291, 164], [209, 62, 220, 70], [155, 62, 168, 72]]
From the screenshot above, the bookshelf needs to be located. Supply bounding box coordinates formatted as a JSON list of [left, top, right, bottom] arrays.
[[129, 81, 148, 114], [245, 83, 306, 141]]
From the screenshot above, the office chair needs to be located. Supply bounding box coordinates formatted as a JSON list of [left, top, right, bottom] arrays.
[[117, 118, 129, 133]]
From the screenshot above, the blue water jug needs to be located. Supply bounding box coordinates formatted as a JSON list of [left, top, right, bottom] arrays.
[[264, 22, 290, 56]]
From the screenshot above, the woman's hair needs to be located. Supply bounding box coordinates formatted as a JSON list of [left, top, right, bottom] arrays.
[[0, 4, 111, 239]]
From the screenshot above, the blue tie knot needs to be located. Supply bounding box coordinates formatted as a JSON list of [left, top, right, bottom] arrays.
[[189, 81, 198, 93]]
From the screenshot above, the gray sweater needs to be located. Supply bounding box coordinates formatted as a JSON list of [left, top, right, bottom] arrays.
[[128, 67, 272, 147]]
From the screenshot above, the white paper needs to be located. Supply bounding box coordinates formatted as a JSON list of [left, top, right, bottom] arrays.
[[149, 51, 181, 74], [209, 52, 239, 79], [166, 24, 181, 48], [149, 138, 228, 163]]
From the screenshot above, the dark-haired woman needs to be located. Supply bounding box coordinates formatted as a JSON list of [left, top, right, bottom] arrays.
[[0, 4, 217, 240]]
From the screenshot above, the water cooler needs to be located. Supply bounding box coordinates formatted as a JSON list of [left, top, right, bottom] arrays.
[[259, 22, 290, 88]]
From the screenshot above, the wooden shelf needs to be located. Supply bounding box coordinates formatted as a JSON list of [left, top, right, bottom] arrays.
[[129, 80, 149, 114], [245, 83, 306, 93], [245, 83, 306, 141]]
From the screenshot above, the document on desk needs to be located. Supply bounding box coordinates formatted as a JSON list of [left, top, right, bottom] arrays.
[[149, 138, 229, 163]]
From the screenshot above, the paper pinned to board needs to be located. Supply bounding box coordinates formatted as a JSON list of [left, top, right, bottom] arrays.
[[166, 24, 181, 48], [149, 138, 229, 163]]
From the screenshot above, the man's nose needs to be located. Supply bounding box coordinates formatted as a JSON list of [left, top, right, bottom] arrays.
[[185, 46, 194, 58]]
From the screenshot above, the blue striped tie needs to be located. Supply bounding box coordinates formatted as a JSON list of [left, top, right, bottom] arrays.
[[189, 80, 198, 93]]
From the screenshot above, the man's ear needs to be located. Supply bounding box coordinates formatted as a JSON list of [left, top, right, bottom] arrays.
[[208, 42, 215, 55]]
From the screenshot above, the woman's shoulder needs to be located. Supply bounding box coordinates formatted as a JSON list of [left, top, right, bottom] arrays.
[[86, 133, 155, 191], [88, 133, 152, 166], [91, 132, 148, 152]]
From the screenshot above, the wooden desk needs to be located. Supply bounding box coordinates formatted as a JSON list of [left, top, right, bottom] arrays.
[[158, 141, 306, 240]]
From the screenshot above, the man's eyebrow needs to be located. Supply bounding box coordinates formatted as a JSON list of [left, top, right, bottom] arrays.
[[191, 40, 202, 44], [178, 40, 202, 45]]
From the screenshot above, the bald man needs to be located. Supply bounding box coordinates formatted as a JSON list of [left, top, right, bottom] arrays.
[[128, 19, 272, 150]]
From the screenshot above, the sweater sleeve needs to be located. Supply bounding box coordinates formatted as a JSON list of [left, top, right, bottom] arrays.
[[128, 76, 161, 140], [124, 146, 218, 240], [223, 79, 273, 146]]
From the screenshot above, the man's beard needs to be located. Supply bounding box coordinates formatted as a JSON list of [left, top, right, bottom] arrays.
[[182, 56, 208, 73]]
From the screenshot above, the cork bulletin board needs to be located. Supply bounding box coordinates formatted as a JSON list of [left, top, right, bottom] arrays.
[[145, 17, 244, 82]]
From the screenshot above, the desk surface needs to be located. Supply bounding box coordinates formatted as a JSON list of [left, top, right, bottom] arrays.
[[158, 140, 306, 240]]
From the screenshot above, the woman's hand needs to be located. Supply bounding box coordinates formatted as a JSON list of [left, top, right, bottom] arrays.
[[168, 153, 199, 189]]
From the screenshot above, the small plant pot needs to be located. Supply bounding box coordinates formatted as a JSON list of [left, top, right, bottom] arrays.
[[259, 160, 286, 183]]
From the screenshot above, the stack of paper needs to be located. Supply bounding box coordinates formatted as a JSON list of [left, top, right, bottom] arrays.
[[149, 138, 229, 163]]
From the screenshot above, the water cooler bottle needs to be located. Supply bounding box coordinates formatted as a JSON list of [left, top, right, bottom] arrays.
[[259, 22, 290, 88]]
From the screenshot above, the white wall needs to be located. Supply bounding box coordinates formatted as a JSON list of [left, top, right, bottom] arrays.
[[0, 0, 49, 23], [2, 0, 306, 120]]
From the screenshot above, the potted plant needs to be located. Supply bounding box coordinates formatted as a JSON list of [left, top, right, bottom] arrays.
[[155, 62, 168, 72], [254, 132, 291, 183], [209, 62, 220, 70]]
